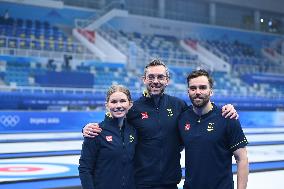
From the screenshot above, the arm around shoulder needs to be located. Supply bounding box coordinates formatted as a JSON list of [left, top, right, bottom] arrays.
[[221, 104, 239, 119], [82, 122, 102, 138]]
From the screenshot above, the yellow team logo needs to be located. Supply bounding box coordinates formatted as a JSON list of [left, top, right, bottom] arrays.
[[129, 134, 135, 143], [106, 111, 113, 118], [167, 109, 173, 117], [207, 122, 214, 132], [143, 90, 150, 98]]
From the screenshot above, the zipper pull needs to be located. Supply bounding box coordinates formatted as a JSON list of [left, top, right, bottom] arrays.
[[197, 117, 201, 123]]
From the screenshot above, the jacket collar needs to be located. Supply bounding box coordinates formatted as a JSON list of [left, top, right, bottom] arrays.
[[142, 89, 165, 98], [143, 89, 151, 98], [142, 89, 165, 107], [103, 112, 125, 128], [189, 102, 217, 119]]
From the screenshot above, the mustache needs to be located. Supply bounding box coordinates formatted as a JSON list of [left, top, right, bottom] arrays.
[[193, 95, 204, 99], [150, 83, 164, 87]]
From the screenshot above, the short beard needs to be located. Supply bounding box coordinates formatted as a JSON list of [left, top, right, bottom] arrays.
[[147, 84, 166, 96], [190, 96, 210, 108]]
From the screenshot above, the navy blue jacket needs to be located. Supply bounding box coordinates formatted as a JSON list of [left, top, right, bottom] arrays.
[[127, 92, 188, 186], [178, 104, 248, 189], [79, 115, 137, 189]]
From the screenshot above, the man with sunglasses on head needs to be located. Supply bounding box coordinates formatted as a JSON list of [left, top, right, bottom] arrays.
[[83, 59, 238, 189]]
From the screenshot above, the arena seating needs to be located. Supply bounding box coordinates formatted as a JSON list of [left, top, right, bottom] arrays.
[[194, 39, 283, 74], [122, 31, 197, 61], [2, 52, 283, 111], [0, 56, 138, 89], [99, 25, 200, 67], [0, 6, 283, 111], [0, 16, 84, 54]]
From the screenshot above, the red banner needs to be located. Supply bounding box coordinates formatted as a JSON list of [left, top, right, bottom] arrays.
[[78, 29, 95, 43]]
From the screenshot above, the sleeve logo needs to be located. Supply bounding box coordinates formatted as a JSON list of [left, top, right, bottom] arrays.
[[166, 109, 173, 117]]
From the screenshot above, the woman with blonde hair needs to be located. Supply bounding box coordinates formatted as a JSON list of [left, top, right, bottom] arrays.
[[79, 85, 136, 189]]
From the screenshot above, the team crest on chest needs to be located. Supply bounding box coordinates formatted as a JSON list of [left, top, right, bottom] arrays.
[[167, 108, 173, 117], [185, 123, 191, 131], [207, 123, 214, 132], [129, 134, 135, 143], [141, 112, 149, 119]]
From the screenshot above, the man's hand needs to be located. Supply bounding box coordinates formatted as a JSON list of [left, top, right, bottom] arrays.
[[222, 104, 239, 119], [83, 123, 102, 138]]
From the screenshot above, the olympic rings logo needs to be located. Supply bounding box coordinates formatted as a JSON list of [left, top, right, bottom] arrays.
[[0, 115, 20, 127]]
